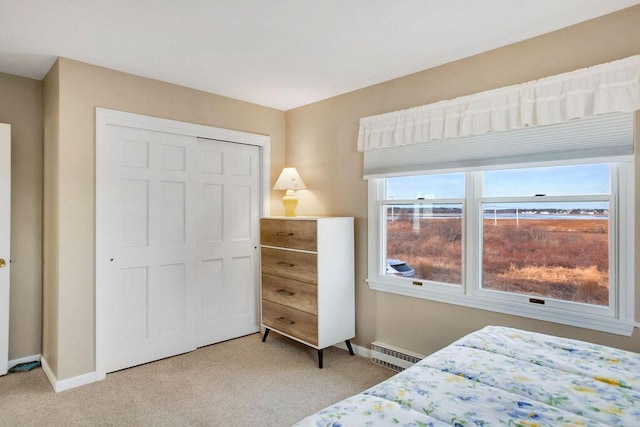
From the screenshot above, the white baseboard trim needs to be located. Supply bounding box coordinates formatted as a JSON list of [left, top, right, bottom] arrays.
[[8, 353, 41, 370], [40, 356, 57, 391], [41, 356, 97, 393], [333, 341, 371, 359]]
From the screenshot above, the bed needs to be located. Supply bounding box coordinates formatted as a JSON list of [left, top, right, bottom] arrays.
[[294, 325, 640, 426]]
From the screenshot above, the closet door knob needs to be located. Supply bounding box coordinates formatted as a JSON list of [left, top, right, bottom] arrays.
[[0, 259, 5, 268]]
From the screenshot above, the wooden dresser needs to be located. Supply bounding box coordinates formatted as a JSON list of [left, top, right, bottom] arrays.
[[260, 217, 355, 368]]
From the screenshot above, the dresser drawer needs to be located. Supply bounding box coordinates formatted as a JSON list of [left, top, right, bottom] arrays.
[[262, 299, 318, 346], [261, 219, 317, 251], [261, 247, 317, 284], [262, 273, 318, 315]]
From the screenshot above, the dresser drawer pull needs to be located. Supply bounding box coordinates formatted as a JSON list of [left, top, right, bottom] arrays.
[[277, 317, 295, 325], [276, 231, 294, 236], [277, 261, 295, 267], [277, 289, 295, 297]]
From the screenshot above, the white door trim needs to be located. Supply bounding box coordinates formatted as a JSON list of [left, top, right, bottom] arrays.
[[0, 123, 10, 376], [95, 108, 270, 380]]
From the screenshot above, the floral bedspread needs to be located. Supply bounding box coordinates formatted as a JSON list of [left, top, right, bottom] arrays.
[[294, 326, 640, 426]]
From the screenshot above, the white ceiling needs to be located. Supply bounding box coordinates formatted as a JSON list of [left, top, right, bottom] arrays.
[[1, 0, 639, 110]]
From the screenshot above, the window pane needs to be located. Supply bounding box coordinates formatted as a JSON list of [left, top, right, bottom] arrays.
[[483, 164, 610, 197], [482, 202, 609, 306], [386, 203, 462, 285], [387, 173, 464, 200]]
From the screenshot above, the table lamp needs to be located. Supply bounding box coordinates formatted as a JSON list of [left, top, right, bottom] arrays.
[[273, 167, 307, 217]]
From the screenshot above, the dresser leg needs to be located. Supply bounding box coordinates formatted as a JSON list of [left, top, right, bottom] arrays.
[[262, 328, 270, 342], [318, 349, 323, 369], [345, 340, 355, 356]]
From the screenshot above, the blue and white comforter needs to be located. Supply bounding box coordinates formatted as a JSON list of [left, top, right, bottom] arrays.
[[295, 326, 640, 426]]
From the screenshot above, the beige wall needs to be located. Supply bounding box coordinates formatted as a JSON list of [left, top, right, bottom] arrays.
[[42, 61, 60, 373], [42, 58, 286, 380], [286, 5, 640, 355], [0, 72, 43, 361]]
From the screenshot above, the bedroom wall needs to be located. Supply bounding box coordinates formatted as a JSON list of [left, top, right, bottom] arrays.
[[42, 61, 60, 375], [0, 72, 43, 361], [42, 58, 286, 380], [285, 5, 640, 354]]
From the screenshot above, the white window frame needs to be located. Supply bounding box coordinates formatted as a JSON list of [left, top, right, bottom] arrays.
[[367, 161, 635, 336]]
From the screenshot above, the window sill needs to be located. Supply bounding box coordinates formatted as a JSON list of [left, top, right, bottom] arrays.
[[367, 278, 635, 337]]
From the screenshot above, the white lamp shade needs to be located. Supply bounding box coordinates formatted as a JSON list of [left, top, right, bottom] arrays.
[[273, 167, 307, 190]]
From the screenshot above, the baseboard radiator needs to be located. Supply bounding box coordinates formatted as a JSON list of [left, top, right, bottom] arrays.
[[371, 341, 425, 372]]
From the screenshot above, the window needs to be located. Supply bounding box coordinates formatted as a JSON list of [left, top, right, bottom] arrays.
[[385, 173, 464, 285], [480, 164, 612, 307], [368, 161, 634, 335]]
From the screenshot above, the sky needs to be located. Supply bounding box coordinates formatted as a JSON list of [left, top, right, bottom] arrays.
[[387, 163, 610, 200]]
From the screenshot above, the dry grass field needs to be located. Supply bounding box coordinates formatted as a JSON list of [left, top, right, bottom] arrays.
[[387, 217, 609, 305]]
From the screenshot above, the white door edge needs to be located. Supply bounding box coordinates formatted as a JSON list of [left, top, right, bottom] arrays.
[[0, 123, 10, 376], [95, 108, 270, 380]]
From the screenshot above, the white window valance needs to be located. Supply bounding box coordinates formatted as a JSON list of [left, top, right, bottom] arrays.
[[358, 55, 640, 152]]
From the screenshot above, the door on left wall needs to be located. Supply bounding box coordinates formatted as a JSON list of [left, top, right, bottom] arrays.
[[0, 123, 10, 376], [100, 124, 261, 374]]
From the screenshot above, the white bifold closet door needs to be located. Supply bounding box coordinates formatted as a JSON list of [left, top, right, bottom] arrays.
[[195, 138, 261, 347], [102, 125, 260, 374]]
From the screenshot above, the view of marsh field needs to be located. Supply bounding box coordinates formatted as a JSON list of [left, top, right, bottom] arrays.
[[386, 211, 609, 306]]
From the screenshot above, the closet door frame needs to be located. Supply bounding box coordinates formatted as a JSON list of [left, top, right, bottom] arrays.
[[0, 124, 10, 376], [95, 108, 270, 381]]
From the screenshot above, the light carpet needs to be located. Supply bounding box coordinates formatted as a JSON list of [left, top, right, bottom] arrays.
[[0, 333, 393, 426]]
